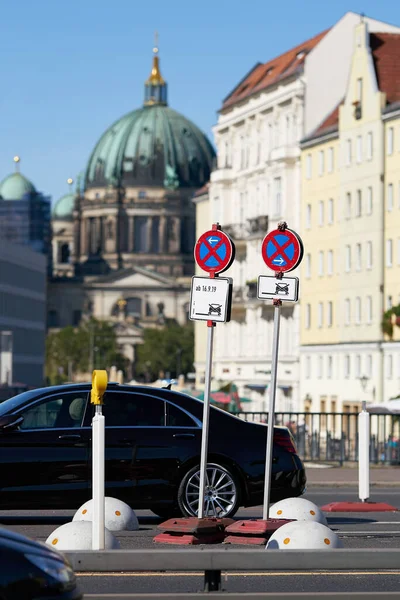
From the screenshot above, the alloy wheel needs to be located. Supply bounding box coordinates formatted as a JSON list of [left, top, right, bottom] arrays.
[[184, 464, 237, 518]]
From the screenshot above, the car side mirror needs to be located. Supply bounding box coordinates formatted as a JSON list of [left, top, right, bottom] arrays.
[[0, 415, 24, 432]]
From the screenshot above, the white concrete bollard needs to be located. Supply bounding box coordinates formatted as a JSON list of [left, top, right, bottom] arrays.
[[266, 520, 343, 550], [45, 521, 120, 551], [73, 497, 139, 531], [269, 497, 328, 526]]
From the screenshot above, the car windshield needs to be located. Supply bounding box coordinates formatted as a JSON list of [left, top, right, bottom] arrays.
[[0, 390, 42, 417]]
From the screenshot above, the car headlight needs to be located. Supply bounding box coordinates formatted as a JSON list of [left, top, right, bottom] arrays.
[[25, 553, 76, 584]]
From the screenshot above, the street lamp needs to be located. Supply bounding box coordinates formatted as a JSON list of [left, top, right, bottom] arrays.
[[359, 375, 369, 392]]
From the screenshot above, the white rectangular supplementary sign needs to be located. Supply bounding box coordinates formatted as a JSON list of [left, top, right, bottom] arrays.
[[189, 276, 232, 323], [257, 275, 299, 302]]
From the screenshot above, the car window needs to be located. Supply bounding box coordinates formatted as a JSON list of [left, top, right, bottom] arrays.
[[19, 394, 87, 430], [102, 393, 165, 427], [167, 402, 197, 427]]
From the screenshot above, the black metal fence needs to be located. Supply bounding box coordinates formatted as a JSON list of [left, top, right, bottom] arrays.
[[235, 411, 400, 466]]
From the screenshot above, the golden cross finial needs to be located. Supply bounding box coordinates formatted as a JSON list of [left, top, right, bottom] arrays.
[[153, 31, 159, 54], [13, 156, 20, 172]]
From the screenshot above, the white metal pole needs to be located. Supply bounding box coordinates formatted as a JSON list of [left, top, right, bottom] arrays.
[[262, 302, 281, 521], [92, 405, 105, 550], [198, 324, 215, 519], [358, 401, 370, 502]]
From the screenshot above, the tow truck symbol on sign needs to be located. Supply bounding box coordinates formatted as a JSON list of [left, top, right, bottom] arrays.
[[275, 282, 289, 296]]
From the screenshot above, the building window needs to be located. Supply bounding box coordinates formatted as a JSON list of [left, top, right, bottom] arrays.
[[367, 296, 373, 323], [327, 250, 333, 275], [356, 135, 362, 163], [305, 253, 311, 278], [318, 251, 324, 276], [327, 301, 333, 327], [306, 204, 311, 229], [72, 310, 82, 327], [138, 190, 147, 199], [388, 127, 394, 155], [387, 239, 393, 267], [327, 356, 333, 379], [306, 356, 311, 379], [397, 238, 400, 265], [273, 177, 282, 216], [356, 243, 362, 271], [318, 355, 323, 378], [367, 187, 373, 215], [318, 150, 325, 176], [387, 355, 393, 379], [346, 192, 351, 219], [388, 295, 393, 309], [240, 136, 245, 169], [366, 241, 372, 269], [318, 200, 324, 226], [356, 355, 361, 378], [345, 245, 351, 272], [318, 302, 323, 328], [345, 298, 351, 325], [328, 198, 334, 224], [344, 355, 350, 378], [355, 297, 361, 324], [328, 147, 334, 173], [356, 190, 362, 217], [48, 310, 60, 328], [367, 354, 373, 375], [367, 132, 373, 160], [388, 183, 394, 211], [133, 217, 148, 253], [306, 304, 311, 329], [346, 139, 352, 166], [306, 154, 312, 179]]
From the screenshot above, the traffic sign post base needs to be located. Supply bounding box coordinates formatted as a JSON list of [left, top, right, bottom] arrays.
[[153, 517, 234, 545], [224, 518, 293, 546], [321, 501, 398, 513]]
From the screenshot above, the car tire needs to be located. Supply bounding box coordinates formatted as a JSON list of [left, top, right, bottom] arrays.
[[177, 462, 241, 519], [150, 505, 182, 520]]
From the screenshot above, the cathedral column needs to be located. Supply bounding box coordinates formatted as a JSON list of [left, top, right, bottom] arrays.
[[128, 215, 134, 252], [146, 217, 153, 253], [159, 216, 167, 253], [81, 218, 87, 255]]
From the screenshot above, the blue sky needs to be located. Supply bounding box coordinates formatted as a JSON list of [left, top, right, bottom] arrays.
[[1, 0, 399, 204]]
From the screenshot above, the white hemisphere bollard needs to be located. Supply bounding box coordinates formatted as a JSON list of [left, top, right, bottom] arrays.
[[269, 497, 328, 526], [45, 521, 120, 551], [74, 497, 139, 531], [266, 520, 343, 550]]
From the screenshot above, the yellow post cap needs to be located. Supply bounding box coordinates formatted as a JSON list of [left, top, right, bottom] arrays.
[[91, 369, 108, 405]]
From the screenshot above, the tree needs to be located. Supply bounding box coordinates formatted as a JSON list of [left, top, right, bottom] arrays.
[[135, 322, 194, 382], [45, 318, 128, 385]]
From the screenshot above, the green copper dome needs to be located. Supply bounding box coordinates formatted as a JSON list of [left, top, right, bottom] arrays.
[[52, 192, 76, 220], [85, 50, 215, 191], [0, 172, 36, 201]]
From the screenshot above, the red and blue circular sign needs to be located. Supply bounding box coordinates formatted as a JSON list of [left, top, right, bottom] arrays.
[[261, 228, 304, 273], [194, 229, 235, 275]]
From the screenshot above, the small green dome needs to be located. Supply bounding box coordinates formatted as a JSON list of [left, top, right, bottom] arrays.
[[85, 105, 215, 190], [52, 193, 76, 220], [0, 172, 36, 200]]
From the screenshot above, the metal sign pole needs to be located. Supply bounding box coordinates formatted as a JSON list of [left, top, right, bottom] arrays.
[[358, 401, 370, 502], [90, 370, 108, 550], [198, 322, 215, 519], [262, 298, 282, 521]]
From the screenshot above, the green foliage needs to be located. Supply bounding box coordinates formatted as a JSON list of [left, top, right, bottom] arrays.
[[135, 322, 194, 381], [381, 305, 400, 339], [45, 318, 128, 385]]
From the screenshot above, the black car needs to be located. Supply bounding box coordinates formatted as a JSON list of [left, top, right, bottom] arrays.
[[0, 526, 81, 600], [0, 383, 306, 519]]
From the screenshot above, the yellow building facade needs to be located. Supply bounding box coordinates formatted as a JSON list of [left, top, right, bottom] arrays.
[[300, 21, 400, 413]]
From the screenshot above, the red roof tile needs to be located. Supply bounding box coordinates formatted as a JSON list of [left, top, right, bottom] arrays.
[[221, 29, 330, 111], [305, 32, 400, 140], [370, 33, 400, 104]]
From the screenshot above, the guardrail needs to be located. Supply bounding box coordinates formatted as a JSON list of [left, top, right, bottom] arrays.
[[235, 411, 400, 465], [84, 594, 400, 599], [67, 548, 400, 598]]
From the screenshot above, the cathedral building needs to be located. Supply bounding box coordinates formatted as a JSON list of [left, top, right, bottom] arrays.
[[49, 45, 215, 374]]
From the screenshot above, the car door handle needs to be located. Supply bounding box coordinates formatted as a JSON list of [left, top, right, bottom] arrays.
[[58, 434, 81, 440], [173, 433, 195, 439]]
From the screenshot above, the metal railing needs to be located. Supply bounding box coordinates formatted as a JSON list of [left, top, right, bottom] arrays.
[[66, 548, 400, 598], [234, 412, 400, 466]]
